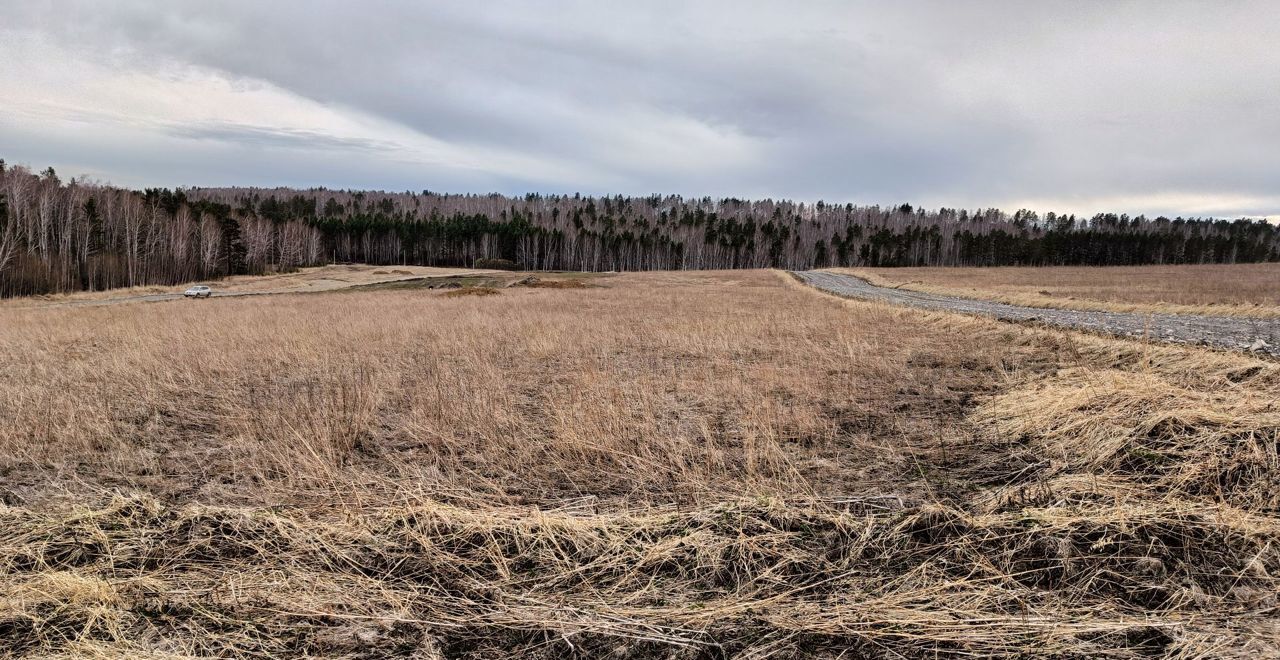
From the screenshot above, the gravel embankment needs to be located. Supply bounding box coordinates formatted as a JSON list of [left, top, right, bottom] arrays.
[[794, 270, 1280, 356]]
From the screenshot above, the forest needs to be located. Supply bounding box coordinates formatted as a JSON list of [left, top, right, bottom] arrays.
[[2, 159, 1278, 296]]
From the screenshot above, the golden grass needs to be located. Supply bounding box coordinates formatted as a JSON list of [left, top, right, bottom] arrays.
[[2, 269, 1278, 656], [972, 367, 1280, 507], [1, 270, 1004, 505], [840, 263, 1280, 317]]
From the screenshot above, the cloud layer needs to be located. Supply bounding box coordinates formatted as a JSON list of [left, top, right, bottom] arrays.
[[2, 1, 1277, 218]]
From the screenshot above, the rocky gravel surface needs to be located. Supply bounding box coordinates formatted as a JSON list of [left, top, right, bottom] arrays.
[[795, 270, 1280, 356]]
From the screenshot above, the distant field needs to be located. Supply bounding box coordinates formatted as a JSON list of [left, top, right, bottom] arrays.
[[2, 270, 1278, 657], [1, 264, 499, 307], [843, 262, 1280, 317]]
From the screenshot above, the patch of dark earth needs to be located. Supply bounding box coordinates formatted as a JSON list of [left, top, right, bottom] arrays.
[[794, 270, 1280, 357]]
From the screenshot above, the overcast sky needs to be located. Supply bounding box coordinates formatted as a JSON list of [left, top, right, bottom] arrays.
[[2, 1, 1277, 218]]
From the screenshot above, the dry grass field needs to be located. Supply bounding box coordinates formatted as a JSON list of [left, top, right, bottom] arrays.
[[2, 269, 1279, 657], [1, 264, 498, 307], [843, 263, 1280, 317]]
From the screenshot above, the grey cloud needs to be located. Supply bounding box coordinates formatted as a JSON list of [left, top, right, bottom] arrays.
[[0, 115, 547, 194], [2, 1, 1278, 218], [166, 121, 402, 155]]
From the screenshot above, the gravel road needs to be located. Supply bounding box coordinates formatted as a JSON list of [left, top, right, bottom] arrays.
[[794, 270, 1280, 356]]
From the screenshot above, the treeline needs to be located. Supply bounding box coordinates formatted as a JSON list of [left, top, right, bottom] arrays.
[[0, 163, 323, 297], [2, 160, 1277, 296]]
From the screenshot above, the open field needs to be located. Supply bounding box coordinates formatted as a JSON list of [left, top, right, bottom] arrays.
[[1, 265, 503, 308], [2, 270, 1279, 657], [841, 263, 1280, 318]]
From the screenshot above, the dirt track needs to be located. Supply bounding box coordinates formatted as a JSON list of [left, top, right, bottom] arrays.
[[794, 270, 1280, 356]]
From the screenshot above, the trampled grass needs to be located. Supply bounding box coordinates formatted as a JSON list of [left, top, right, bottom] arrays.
[[1, 269, 1278, 657]]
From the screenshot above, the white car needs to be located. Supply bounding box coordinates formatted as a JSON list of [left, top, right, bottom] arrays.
[[183, 285, 213, 298]]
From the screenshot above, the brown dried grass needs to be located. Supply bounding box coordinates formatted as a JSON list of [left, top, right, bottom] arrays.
[[1, 269, 1278, 657], [438, 286, 502, 297]]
